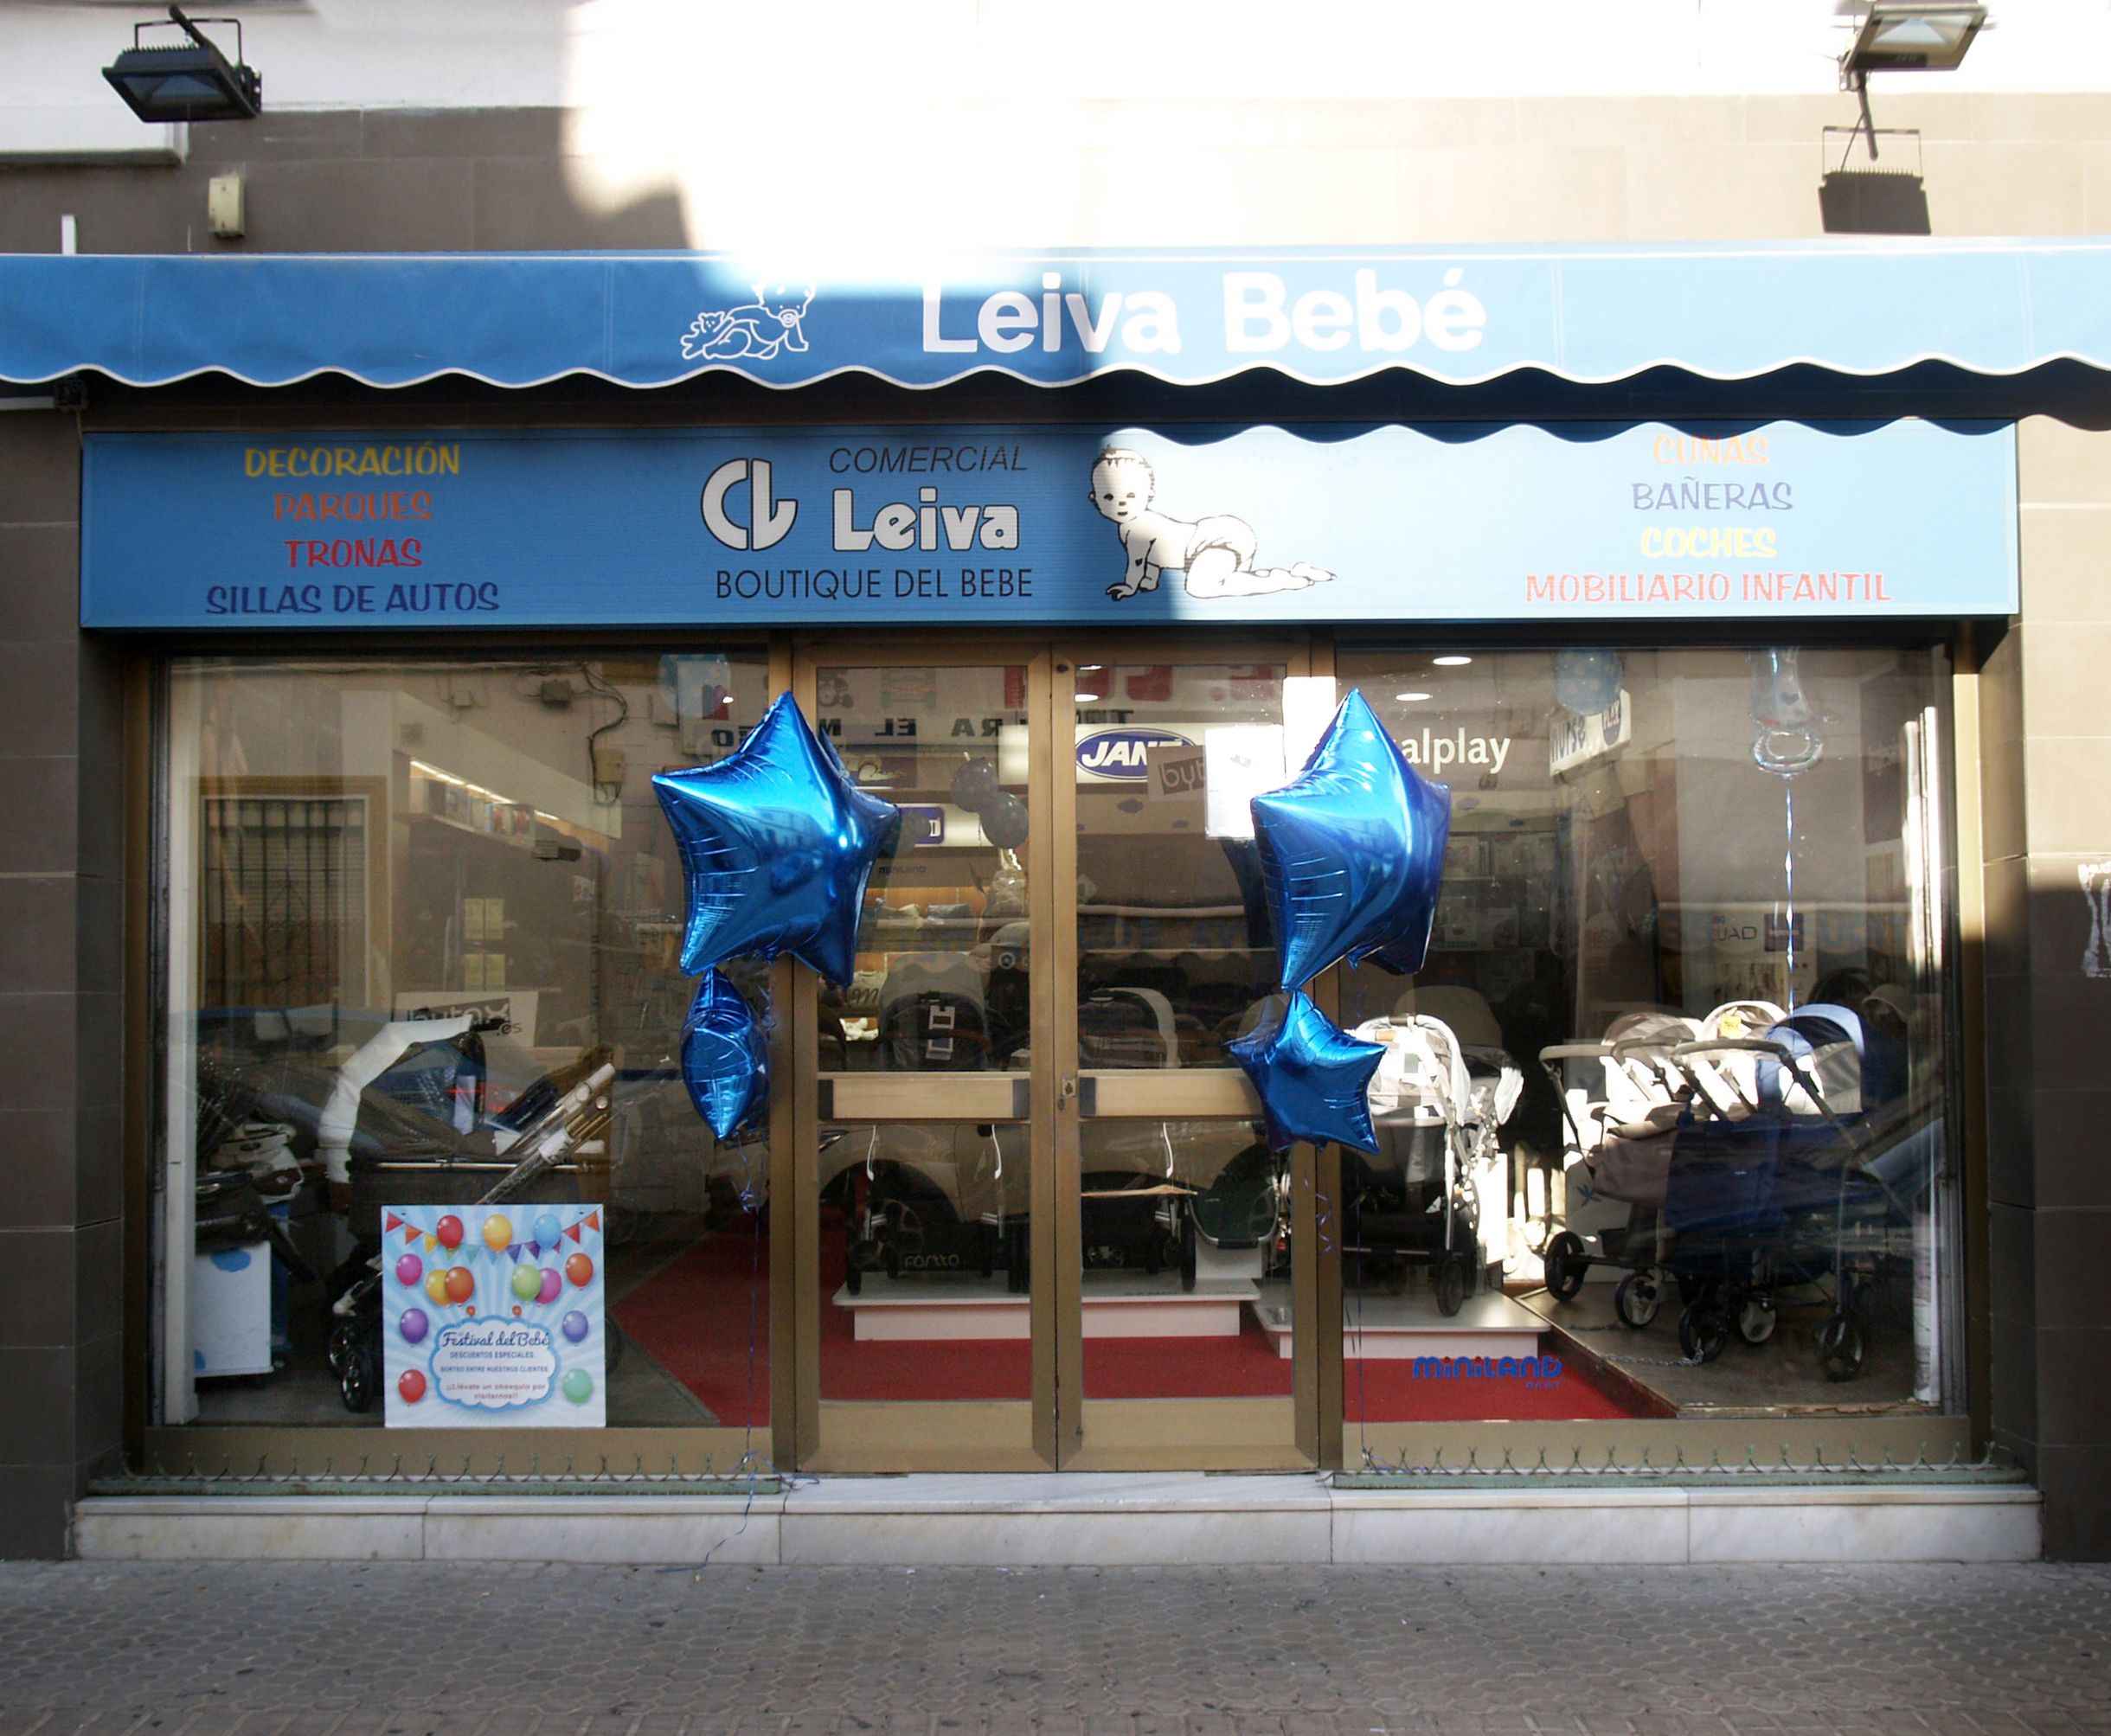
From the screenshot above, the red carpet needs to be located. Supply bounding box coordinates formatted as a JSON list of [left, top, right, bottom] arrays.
[[613, 1227, 773, 1426], [613, 1227, 1650, 1425]]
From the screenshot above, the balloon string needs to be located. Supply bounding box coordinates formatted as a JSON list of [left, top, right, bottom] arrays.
[[1783, 781, 1798, 1011]]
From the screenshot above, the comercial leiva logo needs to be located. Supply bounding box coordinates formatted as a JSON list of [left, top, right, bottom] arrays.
[[698, 457, 1020, 554]]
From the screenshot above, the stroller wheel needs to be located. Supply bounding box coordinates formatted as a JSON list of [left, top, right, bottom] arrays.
[[1543, 1232, 1587, 1302], [1817, 1313, 1865, 1382], [1434, 1253, 1468, 1317], [1678, 1300, 1731, 1364], [1614, 1272, 1661, 1329], [339, 1340, 381, 1413], [1178, 1220, 1197, 1293], [1737, 1295, 1779, 1345]]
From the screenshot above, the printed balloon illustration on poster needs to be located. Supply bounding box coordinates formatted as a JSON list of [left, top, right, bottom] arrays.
[[382, 1203, 606, 1426]]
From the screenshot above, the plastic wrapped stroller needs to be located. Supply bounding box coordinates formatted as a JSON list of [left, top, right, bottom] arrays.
[[1342, 1015, 1521, 1316], [1537, 1001, 1782, 1319], [1652, 1001, 1923, 1380]]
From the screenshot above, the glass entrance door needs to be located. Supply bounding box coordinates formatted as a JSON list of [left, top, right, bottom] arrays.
[[1050, 649, 1317, 1469], [787, 639, 1320, 1470], [790, 648, 1054, 1470]]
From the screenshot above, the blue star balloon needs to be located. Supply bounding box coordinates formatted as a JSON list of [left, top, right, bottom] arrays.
[[679, 968, 770, 1140], [1250, 689, 1451, 990], [1227, 991, 1384, 1154], [653, 691, 900, 986]]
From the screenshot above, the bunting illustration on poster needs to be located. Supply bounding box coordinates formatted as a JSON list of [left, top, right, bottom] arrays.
[[1235, 689, 1452, 1150], [654, 691, 900, 1137], [382, 1203, 608, 1426]]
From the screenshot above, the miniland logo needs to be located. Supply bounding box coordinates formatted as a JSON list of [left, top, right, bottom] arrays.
[[1411, 1355, 1563, 1390]]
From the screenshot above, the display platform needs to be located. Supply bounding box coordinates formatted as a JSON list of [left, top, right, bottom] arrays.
[[1254, 1282, 1546, 1361], [833, 1273, 1258, 1342]]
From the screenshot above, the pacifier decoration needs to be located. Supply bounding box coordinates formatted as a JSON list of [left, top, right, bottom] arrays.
[[654, 690, 900, 1138], [1237, 689, 1452, 1153], [1227, 991, 1385, 1155], [1746, 647, 1825, 777]]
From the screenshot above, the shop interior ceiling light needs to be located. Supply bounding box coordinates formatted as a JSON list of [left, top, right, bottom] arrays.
[[103, 6, 262, 124], [1839, 2, 1986, 82]]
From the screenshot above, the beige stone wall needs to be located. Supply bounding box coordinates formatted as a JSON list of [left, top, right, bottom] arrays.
[[1985, 420, 2111, 1557]]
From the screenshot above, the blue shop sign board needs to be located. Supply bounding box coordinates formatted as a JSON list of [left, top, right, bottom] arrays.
[[80, 420, 2018, 630]]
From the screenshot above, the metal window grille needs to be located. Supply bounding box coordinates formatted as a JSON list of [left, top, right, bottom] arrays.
[[201, 795, 368, 1013]]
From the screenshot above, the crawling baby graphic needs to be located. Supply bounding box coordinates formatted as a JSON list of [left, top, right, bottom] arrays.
[[1090, 447, 1332, 602], [680, 283, 814, 362]]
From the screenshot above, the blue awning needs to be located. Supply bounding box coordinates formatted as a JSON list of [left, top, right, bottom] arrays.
[[4, 240, 2111, 391]]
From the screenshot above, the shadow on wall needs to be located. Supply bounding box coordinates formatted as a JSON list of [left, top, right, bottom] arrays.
[[1819, 170, 1932, 235], [1816, 123, 1931, 236], [0, 109, 690, 254]]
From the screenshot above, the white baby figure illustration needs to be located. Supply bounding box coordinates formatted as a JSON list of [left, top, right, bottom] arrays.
[[1090, 447, 1332, 602]]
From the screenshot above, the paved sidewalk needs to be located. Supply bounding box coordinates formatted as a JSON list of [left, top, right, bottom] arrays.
[[0, 1560, 2108, 1735]]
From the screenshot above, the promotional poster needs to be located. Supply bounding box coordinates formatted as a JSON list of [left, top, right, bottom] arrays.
[[382, 1203, 608, 1428]]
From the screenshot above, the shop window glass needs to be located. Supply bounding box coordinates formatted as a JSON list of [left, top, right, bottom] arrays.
[[812, 664, 1031, 1072], [164, 654, 774, 1434], [1074, 663, 1288, 1069], [1333, 646, 1960, 1431]]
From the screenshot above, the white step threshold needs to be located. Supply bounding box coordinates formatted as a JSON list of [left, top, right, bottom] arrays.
[[74, 1473, 2041, 1566]]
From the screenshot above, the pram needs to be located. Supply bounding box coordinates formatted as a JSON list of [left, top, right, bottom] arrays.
[[1650, 1002, 1923, 1380], [323, 1021, 619, 1412], [829, 952, 1029, 1295], [827, 1121, 1026, 1295], [1342, 1015, 1521, 1316], [1537, 1001, 1782, 1323]]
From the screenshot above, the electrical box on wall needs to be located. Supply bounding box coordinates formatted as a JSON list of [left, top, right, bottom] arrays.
[[207, 174, 244, 240]]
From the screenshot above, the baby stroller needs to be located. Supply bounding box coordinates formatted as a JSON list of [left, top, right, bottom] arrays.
[[1342, 1015, 1521, 1316], [828, 1121, 1025, 1295], [324, 1022, 619, 1412], [831, 952, 1028, 1294], [1651, 1002, 1922, 1380], [1537, 1001, 1781, 1323], [1075, 985, 1197, 1282]]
